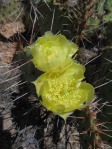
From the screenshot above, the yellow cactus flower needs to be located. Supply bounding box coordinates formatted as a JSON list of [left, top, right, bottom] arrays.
[[29, 31, 95, 120], [33, 60, 94, 120], [29, 31, 78, 72], [34, 75, 94, 120], [40, 81, 94, 120], [33, 59, 85, 96]]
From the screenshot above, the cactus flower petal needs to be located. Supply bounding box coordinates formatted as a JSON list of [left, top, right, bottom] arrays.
[[29, 31, 78, 72]]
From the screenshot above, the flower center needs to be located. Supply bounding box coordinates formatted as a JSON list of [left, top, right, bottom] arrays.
[[43, 47, 59, 60]]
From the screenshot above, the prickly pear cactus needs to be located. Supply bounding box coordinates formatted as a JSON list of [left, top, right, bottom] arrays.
[[83, 0, 112, 37], [0, 0, 25, 38], [44, 0, 112, 42], [0, 0, 22, 24]]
